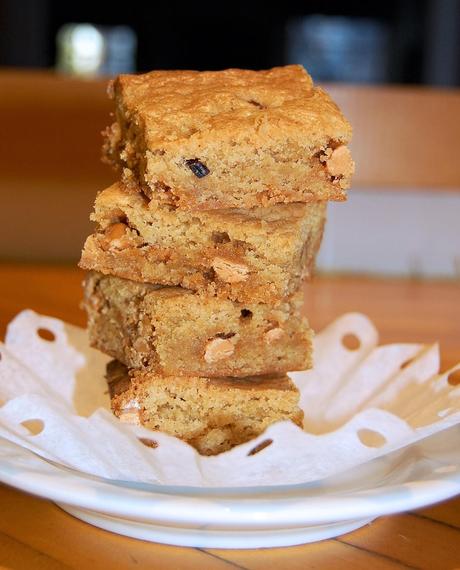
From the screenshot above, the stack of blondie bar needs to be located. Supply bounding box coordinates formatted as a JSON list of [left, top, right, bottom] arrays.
[[80, 65, 353, 455]]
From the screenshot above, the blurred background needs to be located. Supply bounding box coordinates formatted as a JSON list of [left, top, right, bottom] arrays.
[[2, 0, 460, 85], [0, 0, 459, 278]]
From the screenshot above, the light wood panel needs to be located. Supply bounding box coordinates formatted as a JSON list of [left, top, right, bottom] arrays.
[[327, 83, 460, 189], [0, 71, 114, 263], [418, 497, 460, 528], [0, 531, 70, 570], [0, 486, 231, 570], [337, 513, 460, 569]]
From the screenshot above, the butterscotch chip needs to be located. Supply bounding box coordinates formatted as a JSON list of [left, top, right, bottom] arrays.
[[204, 337, 235, 363], [106, 361, 304, 456], [326, 146, 355, 179], [212, 257, 249, 284], [133, 337, 150, 354], [79, 181, 326, 304], [118, 409, 141, 425], [83, 272, 313, 377], [103, 65, 353, 210], [106, 222, 127, 240], [264, 327, 285, 344], [117, 399, 141, 425], [103, 222, 132, 250]]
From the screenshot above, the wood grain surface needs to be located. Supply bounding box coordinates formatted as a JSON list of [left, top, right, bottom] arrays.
[[0, 265, 459, 569]]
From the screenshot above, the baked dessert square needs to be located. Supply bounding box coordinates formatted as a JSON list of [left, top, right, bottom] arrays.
[[79, 182, 326, 304], [103, 65, 354, 210], [107, 360, 304, 455], [84, 272, 313, 377]]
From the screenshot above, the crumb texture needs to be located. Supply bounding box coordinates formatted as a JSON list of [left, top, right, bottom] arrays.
[[107, 361, 304, 455], [79, 181, 326, 303], [83, 272, 313, 377]]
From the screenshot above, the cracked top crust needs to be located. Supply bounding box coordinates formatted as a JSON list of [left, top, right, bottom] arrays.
[[105, 65, 354, 209], [110, 65, 351, 149]]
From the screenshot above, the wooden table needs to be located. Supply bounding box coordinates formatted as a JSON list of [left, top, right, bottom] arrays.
[[0, 265, 459, 569]]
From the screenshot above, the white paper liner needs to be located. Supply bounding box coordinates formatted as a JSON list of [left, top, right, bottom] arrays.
[[0, 310, 459, 487]]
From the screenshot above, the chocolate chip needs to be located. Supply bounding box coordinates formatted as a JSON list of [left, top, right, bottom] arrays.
[[203, 267, 216, 281], [215, 332, 236, 340], [248, 99, 265, 109], [185, 159, 210, 178]]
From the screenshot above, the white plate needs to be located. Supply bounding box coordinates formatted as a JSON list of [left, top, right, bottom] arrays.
[[1, 425, 460, 549]]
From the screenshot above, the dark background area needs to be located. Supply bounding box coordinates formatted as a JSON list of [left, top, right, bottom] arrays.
[[1, 0, 460, 85]]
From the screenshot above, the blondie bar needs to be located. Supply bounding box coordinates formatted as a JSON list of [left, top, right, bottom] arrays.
[[107, 360, 303, 455], [84, 272, 312, 377], [103, 65, 354, 210], [79, 182, 326, 304]]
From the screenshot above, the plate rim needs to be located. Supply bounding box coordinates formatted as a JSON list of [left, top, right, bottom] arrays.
[[1, 438, 460, 528]]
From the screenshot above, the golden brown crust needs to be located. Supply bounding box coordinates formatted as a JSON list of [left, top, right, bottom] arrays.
[[104, 65, 354, 210]]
